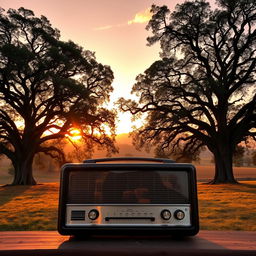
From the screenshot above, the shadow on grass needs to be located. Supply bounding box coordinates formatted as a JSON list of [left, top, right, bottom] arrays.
[[221, 182, 256, 194], [240, 183, 256, 190], [199, 181, 256, 193], [0, 185, 31, 206]]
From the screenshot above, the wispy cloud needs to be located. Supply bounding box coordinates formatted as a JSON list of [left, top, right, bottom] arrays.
[[94, 8, 152, 31], [128, 8, 152, 25], [94, 23, 125, 31], [94, 25, 114, 31]]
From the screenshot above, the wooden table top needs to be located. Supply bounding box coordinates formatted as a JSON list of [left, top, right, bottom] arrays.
[[0, 231, 255, 256]]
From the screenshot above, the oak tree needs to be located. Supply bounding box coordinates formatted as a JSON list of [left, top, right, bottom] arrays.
[[0, 8, 117, 185], [119, 0, 256, 183]]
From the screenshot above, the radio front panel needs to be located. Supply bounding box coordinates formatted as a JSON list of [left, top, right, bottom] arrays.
[[66, 204, 191, 226], [58, 162, 199, 236]]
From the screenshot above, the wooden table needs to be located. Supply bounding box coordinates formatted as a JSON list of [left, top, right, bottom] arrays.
[[0, 231, 255, 256]]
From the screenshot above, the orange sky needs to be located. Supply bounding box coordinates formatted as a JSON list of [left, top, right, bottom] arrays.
[[1, 0, 216, 134]]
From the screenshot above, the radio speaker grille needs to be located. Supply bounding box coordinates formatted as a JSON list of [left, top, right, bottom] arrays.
[[68, 170, 188, 204]]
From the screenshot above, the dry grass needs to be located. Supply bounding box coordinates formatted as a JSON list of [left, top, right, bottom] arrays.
[[198, 181, 256, 231], [0, 183, 59, 230], [0, 181, 255, 231]]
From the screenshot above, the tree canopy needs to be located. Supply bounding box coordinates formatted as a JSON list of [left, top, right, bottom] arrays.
[[0, 7, 117, 185], [118, 0, 256, 183]]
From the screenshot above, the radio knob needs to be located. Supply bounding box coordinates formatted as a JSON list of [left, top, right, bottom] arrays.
[[88, 209, 99, 220], [174, 210, 185, 220], [161, 209, 171, 220]]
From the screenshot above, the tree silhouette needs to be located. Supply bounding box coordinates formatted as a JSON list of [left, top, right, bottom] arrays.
[[118, 0, 256, 184], [0, 8, 117, 185]]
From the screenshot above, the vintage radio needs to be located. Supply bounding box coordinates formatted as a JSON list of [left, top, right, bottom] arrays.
[[58, 157, 199, 237]]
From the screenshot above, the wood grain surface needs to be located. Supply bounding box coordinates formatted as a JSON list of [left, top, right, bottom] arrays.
[[0, 231, 255, 256]]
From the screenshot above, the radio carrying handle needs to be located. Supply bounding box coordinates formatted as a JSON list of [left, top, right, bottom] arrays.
[[84, 157, 175, 164]]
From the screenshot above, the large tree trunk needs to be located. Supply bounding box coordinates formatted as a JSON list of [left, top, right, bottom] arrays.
[[210, 143, 238, 184], [11, 154, 36, 185]]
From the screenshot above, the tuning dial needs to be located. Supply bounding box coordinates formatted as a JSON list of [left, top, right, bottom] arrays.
[[161, 209, 171, 220], [88, 209, 99, 220], [174, 210, 185, 220]]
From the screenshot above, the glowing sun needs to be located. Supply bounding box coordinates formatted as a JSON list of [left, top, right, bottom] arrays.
[[66, 128, 82, 141]]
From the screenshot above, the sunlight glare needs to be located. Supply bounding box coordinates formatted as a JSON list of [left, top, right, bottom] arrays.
[[66, 128, 82, 141], [116, 112, 142, 134]]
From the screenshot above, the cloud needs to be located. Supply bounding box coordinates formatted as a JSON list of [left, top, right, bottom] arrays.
[[127, 8, 152, 25], [94, 23, 125, 31], [94, 8, 152, 31], [94, 25, 114, 31]]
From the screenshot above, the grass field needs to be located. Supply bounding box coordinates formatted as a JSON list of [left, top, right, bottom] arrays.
[[1, 165, 256, 185], [0, 181, 255, 231]]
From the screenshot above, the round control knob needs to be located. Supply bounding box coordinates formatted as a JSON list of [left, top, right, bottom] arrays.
[[174, 210, 185, 220], [88, 209, 99, 220], [161, 209, 171, 220]]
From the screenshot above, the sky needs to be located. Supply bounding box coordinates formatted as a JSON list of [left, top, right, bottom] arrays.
[[1, 0, 215, 133]]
